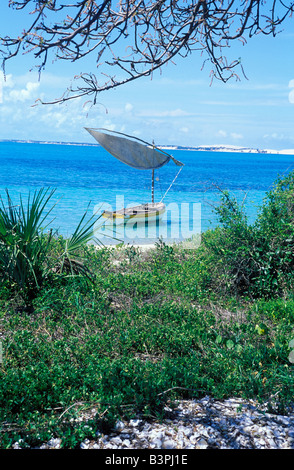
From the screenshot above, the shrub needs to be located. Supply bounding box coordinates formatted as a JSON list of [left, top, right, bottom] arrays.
[[203, 189, 259, 296], [203, 171, 294, 298], [253, 171, 294, 295]]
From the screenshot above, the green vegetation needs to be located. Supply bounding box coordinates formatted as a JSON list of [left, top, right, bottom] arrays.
[[0, 188, 98, 307], [0, 175, 294, 449]]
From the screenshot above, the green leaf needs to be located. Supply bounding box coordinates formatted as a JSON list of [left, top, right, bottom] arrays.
[[226, 339, 234, 349], [255, 323, 267, 335], [288, 350, 294, 364], [236, 344, 243, 353]]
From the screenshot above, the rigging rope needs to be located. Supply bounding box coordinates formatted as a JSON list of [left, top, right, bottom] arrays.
[[160, 166, 183, 202]]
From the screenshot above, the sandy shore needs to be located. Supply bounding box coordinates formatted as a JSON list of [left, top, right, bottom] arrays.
[[128, 244, 157, 251], [93, 236, 201, 252], [94, 242, 159, 252]]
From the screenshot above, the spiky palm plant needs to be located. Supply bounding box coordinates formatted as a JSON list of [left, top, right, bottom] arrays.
[[0, 188, 57, 303], [0, 188, 101, 306]]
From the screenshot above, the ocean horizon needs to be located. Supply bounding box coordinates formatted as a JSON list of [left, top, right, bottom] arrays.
[[1, 140, 294, 245]]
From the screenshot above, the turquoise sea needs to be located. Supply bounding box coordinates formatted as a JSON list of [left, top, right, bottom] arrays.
[[1, 141, 294, 244]]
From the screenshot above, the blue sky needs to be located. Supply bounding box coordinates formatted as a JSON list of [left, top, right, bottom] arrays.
[[1, 3, 294, 150]]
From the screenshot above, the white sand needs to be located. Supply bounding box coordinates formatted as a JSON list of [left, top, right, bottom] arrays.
[[122, 243, 157, 252], [264, 148, 294, 155]]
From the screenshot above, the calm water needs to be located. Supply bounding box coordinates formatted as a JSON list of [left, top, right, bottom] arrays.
[[1, 141, 294, 243]]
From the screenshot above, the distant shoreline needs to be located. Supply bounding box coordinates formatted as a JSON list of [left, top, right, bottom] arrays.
[[1, 138, 294, 155]]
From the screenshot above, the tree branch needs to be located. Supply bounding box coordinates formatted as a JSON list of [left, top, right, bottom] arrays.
[[1, 0, 293, 104]]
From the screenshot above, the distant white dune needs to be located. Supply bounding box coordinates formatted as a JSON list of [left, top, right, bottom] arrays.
[[278, 149, 294, 155], [2, 139, 294, 155], [264, 148, 294, 155], [161, 145, 294, 155]]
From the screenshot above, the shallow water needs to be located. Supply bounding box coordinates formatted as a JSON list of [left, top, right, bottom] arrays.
[[1, 141, 293, 243]]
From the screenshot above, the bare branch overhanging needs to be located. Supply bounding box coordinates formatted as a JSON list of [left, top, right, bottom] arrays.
[[1, 0, 294, 105]]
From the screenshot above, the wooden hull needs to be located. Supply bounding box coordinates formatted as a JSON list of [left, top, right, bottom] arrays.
[[102, 202, 165, 225]]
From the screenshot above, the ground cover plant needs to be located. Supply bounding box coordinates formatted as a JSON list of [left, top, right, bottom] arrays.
[[0, 173, 293, 449]]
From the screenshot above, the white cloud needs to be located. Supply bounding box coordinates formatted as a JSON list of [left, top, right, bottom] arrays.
[[7, 81, 40, 102], [125, 103, 133, 113], [228, 82, 282, 91], [215, 130, 243, 141], [139, 108, 190, 118], [231, 132, 243, 140], [217, 130, 227, 138], [289, 79, 294, 104], [0, 73, 14, 103], [263, 132, 286, 141], [40, 111, 67, 129], [0, 73, 14, 88]]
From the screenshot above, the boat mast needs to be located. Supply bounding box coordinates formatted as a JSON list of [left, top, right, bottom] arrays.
[[151, 140, 155, 203]]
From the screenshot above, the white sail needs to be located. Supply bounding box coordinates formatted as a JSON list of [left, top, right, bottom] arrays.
[[85, 128, 184, 170]]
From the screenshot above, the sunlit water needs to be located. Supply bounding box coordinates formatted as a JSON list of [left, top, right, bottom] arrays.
[[1, 141, 294, 244]]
